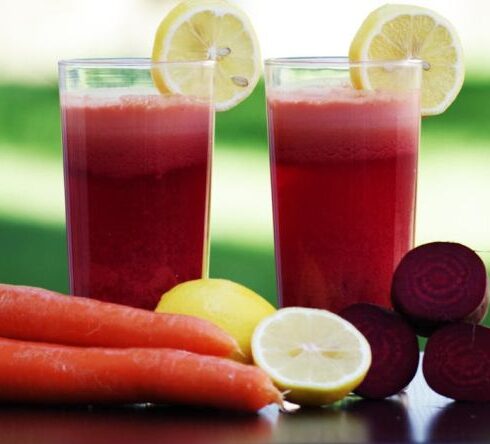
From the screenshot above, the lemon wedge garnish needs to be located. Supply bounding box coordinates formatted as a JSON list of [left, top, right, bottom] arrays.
[[349, 4, 464, 116], [152, 0, 261, 111], [252, 307, 371, 406]]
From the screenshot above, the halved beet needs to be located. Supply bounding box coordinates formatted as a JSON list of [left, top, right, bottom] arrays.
[[423, 323, 490, 401], [340, 303, 419, 399], [391, 242, 488, 336]]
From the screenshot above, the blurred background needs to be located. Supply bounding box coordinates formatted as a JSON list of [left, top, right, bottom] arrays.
[[0, 0, 488, 320]]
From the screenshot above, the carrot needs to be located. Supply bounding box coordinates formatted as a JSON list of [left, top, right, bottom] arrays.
[[0, 337, 282, 411], [0, 284, 237, 357]]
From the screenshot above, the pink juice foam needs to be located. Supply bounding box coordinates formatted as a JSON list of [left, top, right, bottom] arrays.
[[61, 93, 212, 309], [268, 87, 420, 312]]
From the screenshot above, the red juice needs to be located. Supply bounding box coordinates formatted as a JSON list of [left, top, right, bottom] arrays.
[[61, 94, 212, 309], [268, 88, 420, 312]]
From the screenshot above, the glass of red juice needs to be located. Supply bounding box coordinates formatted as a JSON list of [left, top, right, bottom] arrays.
[[265, 57, 422, 312], [59, 59, 214, 309]]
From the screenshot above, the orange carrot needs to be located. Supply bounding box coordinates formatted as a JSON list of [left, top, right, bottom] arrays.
[[0, 337, 282, 411], [0, 284, 237, 357]]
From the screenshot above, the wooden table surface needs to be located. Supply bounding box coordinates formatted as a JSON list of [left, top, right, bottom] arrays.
[[0, 359, 488, 444]]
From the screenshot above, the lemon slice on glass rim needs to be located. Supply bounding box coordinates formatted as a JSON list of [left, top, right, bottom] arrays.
[[252, 307, 371, 406], [152, 0, 261, 111], [349, 4, 464, 116]]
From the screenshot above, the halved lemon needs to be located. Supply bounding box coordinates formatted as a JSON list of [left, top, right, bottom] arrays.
[[349, 4, 464, 116], [252, 307, 371, 406], [152, 0, 261, 111]]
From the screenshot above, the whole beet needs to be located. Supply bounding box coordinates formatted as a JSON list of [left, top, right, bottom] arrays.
[[340, 303, 419, 399]]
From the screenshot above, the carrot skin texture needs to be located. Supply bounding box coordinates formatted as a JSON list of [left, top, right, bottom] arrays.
[[0, 284, 237, 357], [0, 337, 282, 411]]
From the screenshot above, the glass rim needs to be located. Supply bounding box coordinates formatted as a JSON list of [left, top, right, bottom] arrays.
[[58, 57, 215, 68], [264, 56, 424, 69]]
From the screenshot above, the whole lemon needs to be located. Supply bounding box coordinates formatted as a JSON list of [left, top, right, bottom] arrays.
[[156, 279, 276, 362]]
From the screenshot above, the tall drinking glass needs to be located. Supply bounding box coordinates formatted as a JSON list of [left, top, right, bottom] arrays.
[[266, 57, 422, 312], [59, 59, 214, 309]]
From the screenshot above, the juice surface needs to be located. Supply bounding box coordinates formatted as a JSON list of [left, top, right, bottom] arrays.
[[268, 87, 420, 312], [61, 93, 212, 309]]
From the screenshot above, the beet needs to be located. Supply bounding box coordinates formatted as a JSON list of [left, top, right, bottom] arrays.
[[340, 303, 419, 399], [423, 323, 490, 402], [391, 242, 488, 336]]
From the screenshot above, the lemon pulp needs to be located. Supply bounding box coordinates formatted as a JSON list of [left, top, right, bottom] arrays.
[[252, 307, 371, 406]]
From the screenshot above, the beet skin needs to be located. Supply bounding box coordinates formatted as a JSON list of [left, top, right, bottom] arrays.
[[391, 242, 488, 336], [340, 303, 419, 399], [423, 323, 490, 402]]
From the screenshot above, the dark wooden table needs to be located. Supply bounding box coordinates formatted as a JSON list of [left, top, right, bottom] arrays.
[[0, 361, 488, 444]]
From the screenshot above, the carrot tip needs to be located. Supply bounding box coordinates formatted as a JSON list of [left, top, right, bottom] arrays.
[[269, 387, 285, 410], [236, 347, 246, 358]]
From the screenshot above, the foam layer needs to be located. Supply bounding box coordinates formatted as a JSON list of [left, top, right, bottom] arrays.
[[268, 86, 420, 163], [61, 93, 212, 177]]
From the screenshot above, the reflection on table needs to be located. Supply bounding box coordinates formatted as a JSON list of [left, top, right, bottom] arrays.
[[0, 361, 488, 444]]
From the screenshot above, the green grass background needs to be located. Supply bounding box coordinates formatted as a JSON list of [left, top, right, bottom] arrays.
[[0, 79, 488, 326]]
